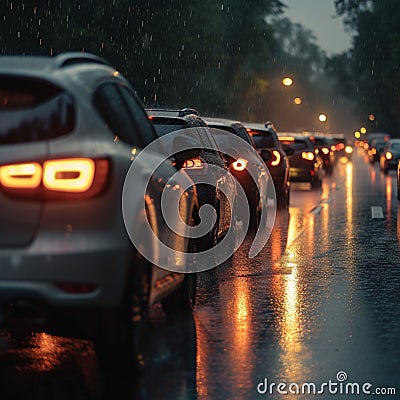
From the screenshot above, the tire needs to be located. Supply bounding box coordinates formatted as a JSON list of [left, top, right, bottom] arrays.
[[94, 252, 150, 372], [162, 273, 197, 316]]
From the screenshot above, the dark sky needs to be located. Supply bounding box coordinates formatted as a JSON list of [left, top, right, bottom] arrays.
[[282, 0, 352, 55]]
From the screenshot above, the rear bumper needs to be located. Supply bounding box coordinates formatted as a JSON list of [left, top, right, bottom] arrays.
[[386, 159, 399, 169], [0, 231, 132, 311], [289, 167, 313, 182]]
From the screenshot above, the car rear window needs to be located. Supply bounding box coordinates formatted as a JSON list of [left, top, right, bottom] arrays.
[[0, 77, 75, 144], [153, 123, 186, 136], [391, 143, 400, 151], [280, 139, 307, 150], [252, 133, 275, 148]]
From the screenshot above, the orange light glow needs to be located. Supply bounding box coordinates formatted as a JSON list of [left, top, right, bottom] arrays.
[[294, 97, 302, 105], [43, 158, 95, 192], [345, 145, 353, 154], [301, 152, 314, 161], [386, 151, 393, 160], [232, 158, 248, 171], [321, 147, 330, 155], [271, 150, 281, 166], [282, 77, 293, 86], [0, 162, 42, 189], [182, 157, 203, 169], [279, 136, 295, 142]]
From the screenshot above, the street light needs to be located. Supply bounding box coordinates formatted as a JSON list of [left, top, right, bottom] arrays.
[[318, 114, 327, 122], [282, 77, 293, 87], [360, 127, 367, 134], [294, 97, 302, 105]]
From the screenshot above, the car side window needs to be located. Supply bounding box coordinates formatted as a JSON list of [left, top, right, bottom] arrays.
[[93, 82, 156, 147], [118, 86, 158, 146]]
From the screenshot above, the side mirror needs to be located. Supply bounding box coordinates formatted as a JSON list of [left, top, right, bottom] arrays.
[[284, 147, 295, 156], [260, 149, 272, 162]]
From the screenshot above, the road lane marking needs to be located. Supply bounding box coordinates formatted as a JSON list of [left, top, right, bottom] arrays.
[[371, 206, 384, 219], [320, 197, 332, 204], [310, 205, 323, 215]]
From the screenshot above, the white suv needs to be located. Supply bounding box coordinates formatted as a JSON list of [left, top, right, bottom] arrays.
[[0, 53, 199, 363]]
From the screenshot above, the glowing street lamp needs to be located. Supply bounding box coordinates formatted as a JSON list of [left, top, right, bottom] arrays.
[[368, 114, 375, 121], [282, 77, 293, 87], [294, 97, 302, 105], [360, 127, 367, 134], [318, 114, 327, 122], [354, 131, 361, 139]]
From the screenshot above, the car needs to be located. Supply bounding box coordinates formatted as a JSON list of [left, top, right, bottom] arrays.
[[203, 117, 268, 230], [245, 122, 292, 209], [0, 53, 200, 365], [379, 139, 400, 174], [147, 109, 237, 255], [278, 134, 323, 189], [367, 133, 391, 163], [306, 134, 335, 175]]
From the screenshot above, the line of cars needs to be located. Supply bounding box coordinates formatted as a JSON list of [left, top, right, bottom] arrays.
[[360, 132, 400, 200], [0, 53, 280, 368], [0, 52, 359, 369]]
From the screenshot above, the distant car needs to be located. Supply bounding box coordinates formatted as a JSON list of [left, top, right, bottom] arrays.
[[204, 117, 267, 230], [307, 134, 335, 175], [380, 139, 400, 174], [147, 109, 237, 250], [278, 134, 323, 189], [245, 122, 292, 209], [0, 53, 200, 364], [368, 134, 391, 163]]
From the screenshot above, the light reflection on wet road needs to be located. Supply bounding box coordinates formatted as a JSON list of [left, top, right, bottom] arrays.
[[1, 150, 399, 399]]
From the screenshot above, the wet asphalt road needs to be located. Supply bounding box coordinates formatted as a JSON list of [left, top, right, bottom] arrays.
[[1, 149, 399, 399]]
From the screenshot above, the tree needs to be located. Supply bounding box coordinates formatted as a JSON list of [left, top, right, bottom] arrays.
[[332, 0, 400, 133]]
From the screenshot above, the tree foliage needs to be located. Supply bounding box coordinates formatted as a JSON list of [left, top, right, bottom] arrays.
[[331, 0, 400, 133]]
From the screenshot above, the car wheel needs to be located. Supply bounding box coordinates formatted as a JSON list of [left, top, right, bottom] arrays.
[[94, 252, 150, 372], [162, 273, 197, 316]]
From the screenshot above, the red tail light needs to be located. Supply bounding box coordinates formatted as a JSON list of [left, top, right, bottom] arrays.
[[302, 152, 315, 161], [321, 147, 330, 155], [182, 157, 203, 169], [0, 158, 109, 199], [270, 150, 281, 167], [55, 282, 97, 294], [232, 158, 248, 171]]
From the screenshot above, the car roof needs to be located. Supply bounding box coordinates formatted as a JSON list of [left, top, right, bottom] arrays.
[[0, 53, 120, 92], [203, 116, 243, 128]]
